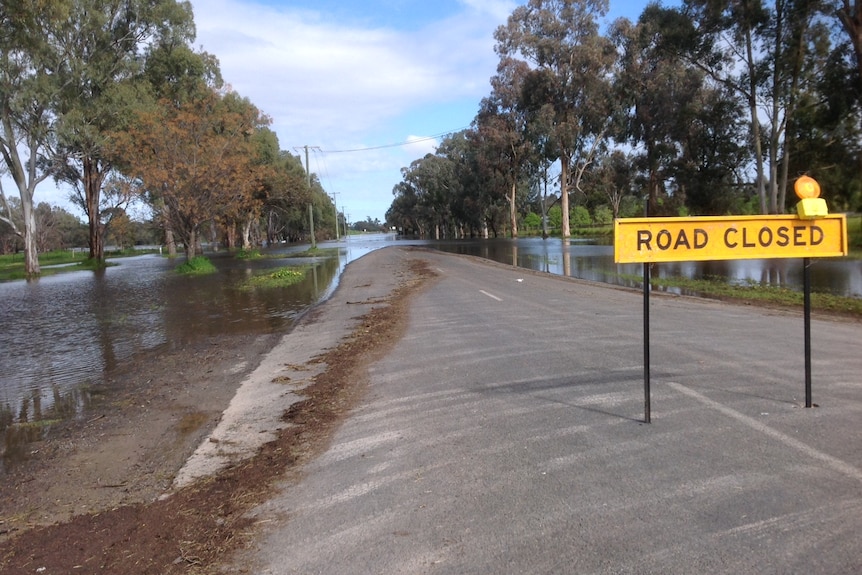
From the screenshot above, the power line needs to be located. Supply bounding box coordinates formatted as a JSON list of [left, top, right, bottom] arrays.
[[322, 126, 471, 153]]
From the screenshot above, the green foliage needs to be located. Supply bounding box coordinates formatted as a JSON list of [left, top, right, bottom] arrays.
[[572, 205, 591, 227], [175, 256, 217, 275], [593, 205, 613, 226], [618, 196, 644, 218], [523, 212, 542, 229], [848, 215, 862, 251], [239, 266, 306, 290], [547, 206, 563, 230]]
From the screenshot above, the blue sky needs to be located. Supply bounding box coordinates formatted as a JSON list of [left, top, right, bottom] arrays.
[[187, 0, 678, 224], [27, 0, 671, 224]]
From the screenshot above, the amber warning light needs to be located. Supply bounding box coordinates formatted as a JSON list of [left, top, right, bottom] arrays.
[[795, 175, 828, 219]]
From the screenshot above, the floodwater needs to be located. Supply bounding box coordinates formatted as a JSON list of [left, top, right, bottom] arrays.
[[0, 238, 385, 466], [428, 237, 862, 297], [1, 232, 859, 467]]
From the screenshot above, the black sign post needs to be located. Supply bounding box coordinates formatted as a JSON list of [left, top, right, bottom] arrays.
[[803, 258, 813, 407]]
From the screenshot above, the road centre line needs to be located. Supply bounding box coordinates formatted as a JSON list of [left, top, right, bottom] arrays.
[[479, 290, 502, 302], [667, 381, 862, 483]]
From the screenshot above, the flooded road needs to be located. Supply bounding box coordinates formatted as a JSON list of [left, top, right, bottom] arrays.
[[2, 233, 859, 468]]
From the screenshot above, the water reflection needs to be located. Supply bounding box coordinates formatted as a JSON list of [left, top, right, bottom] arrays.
[[426, 237, 862, 298]]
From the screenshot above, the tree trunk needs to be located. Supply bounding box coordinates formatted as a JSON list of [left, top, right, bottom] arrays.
[[21, 197, 40, 277], [242, 218, 253, 250], [838, 0, 862, 96], [744, 24, 768, 214], [2, 120, 43, 277], [541, 166, 549, 239], [560, 153, 571, 239], [83, 157, 107, 262], [161, 202, 178, 257], [165, 227, 177, 257], [185, 228, 197, 261], [224, 222, 237, 250], [509, 181, 518, 239]]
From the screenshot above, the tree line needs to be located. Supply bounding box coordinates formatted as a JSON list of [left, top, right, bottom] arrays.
[[387, 0, 862, 239], [0, 0, 338, 277]]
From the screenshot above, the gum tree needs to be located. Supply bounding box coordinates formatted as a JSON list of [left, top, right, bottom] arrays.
[[494, 0, 616, 238], [53, 0, 195, 263], [119, 86, 268, 259], [0, 0, 69, 276]]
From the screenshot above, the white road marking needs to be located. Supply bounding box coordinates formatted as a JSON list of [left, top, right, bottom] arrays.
[[667, 381, 862, 482], [479, 290, 502, 302]]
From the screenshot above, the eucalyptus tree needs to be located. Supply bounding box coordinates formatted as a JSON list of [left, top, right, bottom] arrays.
[[494, 0, 617, 238], [784, 44, 862, 210], [118, 86, 268, 259], [210, 96, 275, 251], [387, 180, 422, 236], [409, 152, 459, 239], [678, 0, 833, 213], [475, 57, 534, 237], [674, 83, 751, 214], [612, 12, 706, 215], [0, 0, 69, 276], [611, 8, 748, 215], [580, 150, 638, 219], [262, 151, 311, 244], [135, 41, 221, 255], [440, 129, 487, 236], [392, 147, 463, 240], [52, 0, 195, 263], [837, 0, 862, 85]]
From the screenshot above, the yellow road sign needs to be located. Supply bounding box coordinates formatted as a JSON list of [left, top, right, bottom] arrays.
[[614, 214, 848, 263]]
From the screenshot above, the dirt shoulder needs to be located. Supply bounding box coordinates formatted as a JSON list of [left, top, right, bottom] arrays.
[[0, 247, 436, 575]]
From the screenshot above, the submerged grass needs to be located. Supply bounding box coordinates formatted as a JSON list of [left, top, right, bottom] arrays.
[[239, 266, 306, 290], [235, 249, 262, 260], [176, 256, 217, 275]]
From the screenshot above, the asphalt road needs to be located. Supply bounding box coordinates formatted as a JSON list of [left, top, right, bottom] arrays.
[[233, 246, 862, 575]]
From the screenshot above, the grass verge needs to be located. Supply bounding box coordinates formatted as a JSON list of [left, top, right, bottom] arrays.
[[621, 273, 862, 316]]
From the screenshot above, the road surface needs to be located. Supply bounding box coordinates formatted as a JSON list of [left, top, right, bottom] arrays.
[[232, 246, 862, 574]]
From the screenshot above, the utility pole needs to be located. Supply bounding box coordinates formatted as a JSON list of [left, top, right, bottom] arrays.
[[295, 145, 320, 248], [331, 191, 340, 240]]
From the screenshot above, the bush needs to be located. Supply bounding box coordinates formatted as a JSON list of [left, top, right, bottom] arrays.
[[523, 212, 542, 229], [572, 205, 591, 227], [593, 205, 613, 225]]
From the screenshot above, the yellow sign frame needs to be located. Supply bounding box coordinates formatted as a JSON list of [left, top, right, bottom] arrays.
[[614, 214, 848, 263]]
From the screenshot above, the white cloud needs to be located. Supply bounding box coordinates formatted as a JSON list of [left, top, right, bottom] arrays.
[[193, 0, 497, 138], [405, 135, 440, 158], [190, 0, 509, 219]]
